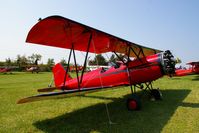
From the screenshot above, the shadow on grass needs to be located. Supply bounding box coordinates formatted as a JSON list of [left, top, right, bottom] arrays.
[[171, 77, 182, 80], [180, 102, 199, 108], [0, 73, 14, 75], [172, 75, 199, 81], [0, 72, 45, 75], [34, 89, 193, 133], [192, 75, 199, 81]]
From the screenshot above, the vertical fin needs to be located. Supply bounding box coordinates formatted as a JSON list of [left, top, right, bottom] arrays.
[[52, 63, 72, 87]]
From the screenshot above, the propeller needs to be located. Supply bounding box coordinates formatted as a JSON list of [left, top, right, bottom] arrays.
[[162, 50, 176, 75]]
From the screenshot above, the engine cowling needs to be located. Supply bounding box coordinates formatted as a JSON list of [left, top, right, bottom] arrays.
[[145, 50, 176, 76]]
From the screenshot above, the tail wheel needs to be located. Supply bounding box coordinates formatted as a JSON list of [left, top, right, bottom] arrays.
[[127, 94, 141, 111], [150, 89, 162, 100]]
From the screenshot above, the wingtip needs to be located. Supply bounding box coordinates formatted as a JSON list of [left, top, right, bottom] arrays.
[[17, 98, 29, 104]]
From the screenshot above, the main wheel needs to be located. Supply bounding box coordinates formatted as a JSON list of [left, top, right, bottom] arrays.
[[126, 94, 141, 111], [150, 89, 162, 100]]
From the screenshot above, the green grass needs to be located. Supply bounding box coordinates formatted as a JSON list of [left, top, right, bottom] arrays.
[[0, 72, 199, 133]]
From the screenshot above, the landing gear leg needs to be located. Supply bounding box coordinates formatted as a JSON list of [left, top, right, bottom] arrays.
[[145, 82, 163, 100], [126, 82, 163, 111]]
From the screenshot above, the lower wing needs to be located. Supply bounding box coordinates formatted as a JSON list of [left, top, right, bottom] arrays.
[[17, 86, 124, 104]]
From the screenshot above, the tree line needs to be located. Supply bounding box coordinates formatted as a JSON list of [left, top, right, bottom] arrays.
[[88, 54, 124, 66], [0, 54, 56, 72], [0, 53, 124, 71]]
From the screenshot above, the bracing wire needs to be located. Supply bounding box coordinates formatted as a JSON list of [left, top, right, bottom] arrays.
[[48, 75, 54, 87], [91, 37, 117, 125], [91, 39, 104, 88]]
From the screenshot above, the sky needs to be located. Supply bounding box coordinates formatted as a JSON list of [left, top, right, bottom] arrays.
[[0, 0, 198, 66]]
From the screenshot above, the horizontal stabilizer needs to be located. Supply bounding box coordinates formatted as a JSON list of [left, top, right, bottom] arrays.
[[37, 87, 57, 92]]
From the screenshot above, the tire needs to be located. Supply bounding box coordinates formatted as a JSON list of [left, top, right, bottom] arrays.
[[126, 94, 141, 111], [150, 89, 162, 100]]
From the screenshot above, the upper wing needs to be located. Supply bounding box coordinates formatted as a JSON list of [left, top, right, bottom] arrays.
[[26, 15, 162, 58], [187, 62, 199, 65]]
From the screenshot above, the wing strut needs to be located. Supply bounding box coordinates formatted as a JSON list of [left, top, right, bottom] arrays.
[[130, 47, 141, 59], [139, 46, 146, 58], [72, 44, 81, 90], [80, 34, 92, 85], [113, 51, 125, 64], [129, 46, 146, 63], [126, 47, 133, 93], [63, 48, 72, 88]]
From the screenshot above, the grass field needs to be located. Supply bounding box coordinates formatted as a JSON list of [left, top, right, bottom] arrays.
[[0, 72, 199, 133]]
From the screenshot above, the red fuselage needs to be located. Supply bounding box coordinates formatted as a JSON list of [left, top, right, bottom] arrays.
[[53, 53, 167, 90]]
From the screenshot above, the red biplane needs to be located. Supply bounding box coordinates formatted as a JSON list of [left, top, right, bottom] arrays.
[[17, 16, 176, 110], [175, 61, 199, 76], [26, 66, 39, 73], [26, 59, 40, 73], [0, 67, 12, 74]]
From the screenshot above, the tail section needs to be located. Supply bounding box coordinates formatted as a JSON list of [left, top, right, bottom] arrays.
[[52, 63, 72, 87]]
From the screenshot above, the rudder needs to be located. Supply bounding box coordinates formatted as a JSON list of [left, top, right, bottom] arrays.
[[52, 63, 72, 87]]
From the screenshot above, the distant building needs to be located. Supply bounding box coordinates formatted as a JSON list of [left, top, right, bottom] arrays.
[[87, 65, 110, 71]]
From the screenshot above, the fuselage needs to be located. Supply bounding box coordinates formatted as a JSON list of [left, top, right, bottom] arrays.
[[53, 50, 175, 90], [61, 63, 163, 89]]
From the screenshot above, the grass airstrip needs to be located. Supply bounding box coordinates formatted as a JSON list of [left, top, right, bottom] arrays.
[[0, 72, 199, 133]]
